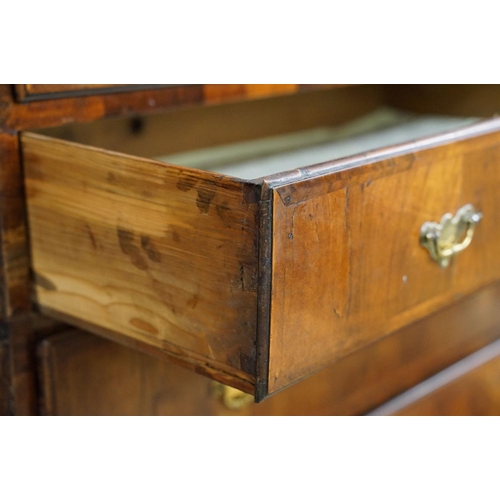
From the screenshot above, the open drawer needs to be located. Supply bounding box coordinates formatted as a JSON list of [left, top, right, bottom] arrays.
[[21, 87, 500, 401]]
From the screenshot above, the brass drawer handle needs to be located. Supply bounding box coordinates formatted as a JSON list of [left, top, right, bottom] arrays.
[[212, 382, 254, 410], [420, 204, 483, 268]]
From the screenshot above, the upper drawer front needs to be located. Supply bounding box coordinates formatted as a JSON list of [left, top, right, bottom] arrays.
[[15, 84, 322, 103], [15, 85, 176, 102], [267, 121, 500, 395]]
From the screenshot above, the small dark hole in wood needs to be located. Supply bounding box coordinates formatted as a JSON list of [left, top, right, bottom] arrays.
[[130, 117, 144, 135]]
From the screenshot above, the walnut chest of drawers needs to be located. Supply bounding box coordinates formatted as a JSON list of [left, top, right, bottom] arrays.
[[2, 84, 500, 415]]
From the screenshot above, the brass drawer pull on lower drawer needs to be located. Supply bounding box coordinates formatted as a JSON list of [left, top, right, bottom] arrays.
[[420, 204, 483, 268], [212, 382, 254, 410]]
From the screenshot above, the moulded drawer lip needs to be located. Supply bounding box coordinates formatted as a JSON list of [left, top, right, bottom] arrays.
[[16, 84, 181, 102], [21, 116, 500, 401], [257, 116, 500, 186], [368, 338, 500, 416]]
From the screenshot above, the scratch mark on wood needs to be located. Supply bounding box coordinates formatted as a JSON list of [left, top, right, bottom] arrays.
[[84, 222, 97, 250]]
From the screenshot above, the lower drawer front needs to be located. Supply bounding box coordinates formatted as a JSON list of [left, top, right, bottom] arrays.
[[38, 329, 214, 416], [370, 339, 500, 416]]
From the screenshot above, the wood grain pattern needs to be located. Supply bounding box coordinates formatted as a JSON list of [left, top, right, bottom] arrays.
[[268, 121, 500, 394], [202, 85, 349, 105], [36, 306, 256, 394], [371, 339, 500, 416], [22, 133, 259, 390], [38, 282, 500, 415], [236, 281, 500, 414], [0, 132, 31, 318], [320, 282, 500, 415], [203, 84, 299, 104]]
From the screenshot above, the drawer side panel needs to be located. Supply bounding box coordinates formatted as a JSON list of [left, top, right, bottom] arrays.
[[22, 133, 259, 388]]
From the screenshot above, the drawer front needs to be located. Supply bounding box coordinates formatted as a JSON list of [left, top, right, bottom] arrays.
[[266, 120, 500, 395], [370, 339, 500, 416]]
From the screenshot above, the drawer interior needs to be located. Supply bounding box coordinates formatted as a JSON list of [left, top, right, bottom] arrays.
[[156, 109, 477, 179], [37, 85, 481, 180]]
